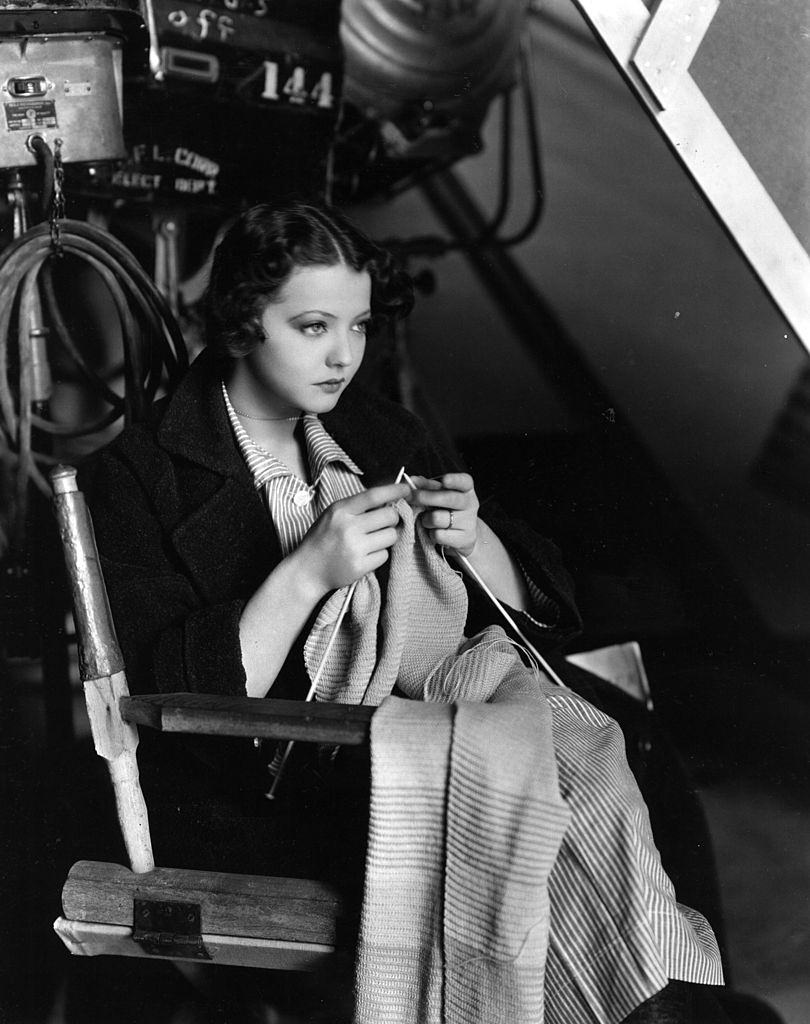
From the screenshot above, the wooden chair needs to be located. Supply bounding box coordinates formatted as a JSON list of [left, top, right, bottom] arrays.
[[50, 464, 654, 973], [51, 464, 372, 971]]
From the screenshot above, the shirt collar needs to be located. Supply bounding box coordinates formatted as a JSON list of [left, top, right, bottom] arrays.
[[221, 381, 363, 488], [302, 414, 363, 483]]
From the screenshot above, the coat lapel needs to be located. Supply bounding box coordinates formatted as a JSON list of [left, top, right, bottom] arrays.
[[170, 475, 276, 604], [154, 349, 281, 601], [157, 347, 242, 477]]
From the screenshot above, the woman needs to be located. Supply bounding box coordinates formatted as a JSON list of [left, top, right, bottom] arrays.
[[83, 200, 726, 1023]]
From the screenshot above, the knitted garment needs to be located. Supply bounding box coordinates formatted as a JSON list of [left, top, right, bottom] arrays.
[[304, 499, 468, 706], [302, 504, 723, 1023]]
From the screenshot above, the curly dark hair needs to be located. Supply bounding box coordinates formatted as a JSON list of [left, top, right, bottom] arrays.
[[203, 200, 414, 358]]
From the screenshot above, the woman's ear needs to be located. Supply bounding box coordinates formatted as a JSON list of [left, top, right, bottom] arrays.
[[246, 318, 266, 349], [226, 321, 264, 358]]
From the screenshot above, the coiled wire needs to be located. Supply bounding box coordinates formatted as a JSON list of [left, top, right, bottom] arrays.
[[0, 218, 188, 508], [0, 216, 188, 567]]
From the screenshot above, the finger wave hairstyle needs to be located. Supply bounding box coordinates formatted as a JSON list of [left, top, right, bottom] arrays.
[[204, 200, 415, 358]]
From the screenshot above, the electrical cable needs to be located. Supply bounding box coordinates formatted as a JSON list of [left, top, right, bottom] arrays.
[[0, 218, 188, 503], [382, 31, 545, 259], [38, 261, 127, 414], [27, 134, 55, 221], [498, 32, 545, 247], [478, 86, 514, 241]]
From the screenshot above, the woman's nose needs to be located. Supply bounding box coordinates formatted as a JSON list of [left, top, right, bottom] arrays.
[[326, 330, 355, 367]]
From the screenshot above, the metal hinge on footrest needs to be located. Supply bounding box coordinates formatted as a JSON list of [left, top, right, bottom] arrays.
[[133, 898, 211, 959]]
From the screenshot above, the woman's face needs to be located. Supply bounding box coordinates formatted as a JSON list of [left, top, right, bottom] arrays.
[[244, 262, 371, 417]]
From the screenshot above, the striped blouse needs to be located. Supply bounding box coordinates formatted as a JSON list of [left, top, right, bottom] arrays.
[[221, 382, 365, 556]]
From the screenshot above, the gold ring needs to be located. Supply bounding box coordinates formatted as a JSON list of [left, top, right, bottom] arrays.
[[448, 510, 455, 529]]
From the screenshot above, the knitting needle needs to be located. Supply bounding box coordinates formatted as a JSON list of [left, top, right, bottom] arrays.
[[399, 468, 564, 688], [455, 553, 565, 687], [265, 579, 358, 800], [267, 473, 413, 798]]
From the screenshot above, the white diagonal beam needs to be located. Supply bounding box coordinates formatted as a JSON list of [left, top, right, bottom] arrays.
[[571, 0, 810, 354], [631, 0, 720, 107]]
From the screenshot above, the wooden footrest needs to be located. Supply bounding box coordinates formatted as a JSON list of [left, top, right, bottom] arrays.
[[56, 860, 342, 970]]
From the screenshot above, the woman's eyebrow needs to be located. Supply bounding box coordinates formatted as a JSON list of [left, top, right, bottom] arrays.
[[288, 307, 371, 322], [290, 309, 336, 320]]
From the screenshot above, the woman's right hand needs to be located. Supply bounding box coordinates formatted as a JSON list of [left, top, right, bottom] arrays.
[[293, 482, 411, 596]]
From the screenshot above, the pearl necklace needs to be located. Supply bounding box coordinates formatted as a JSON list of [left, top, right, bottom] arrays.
[[233, 409, 303, 422]]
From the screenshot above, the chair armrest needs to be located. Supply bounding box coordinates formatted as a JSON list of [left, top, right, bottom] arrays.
[[120, 693, 375, 745]]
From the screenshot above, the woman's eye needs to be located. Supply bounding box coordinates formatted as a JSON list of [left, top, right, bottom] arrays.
[[354, 320, 370, 335], [301, 321, 327, 336]]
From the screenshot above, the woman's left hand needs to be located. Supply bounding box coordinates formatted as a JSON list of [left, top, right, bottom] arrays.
[[407, 472, 479, 557]]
